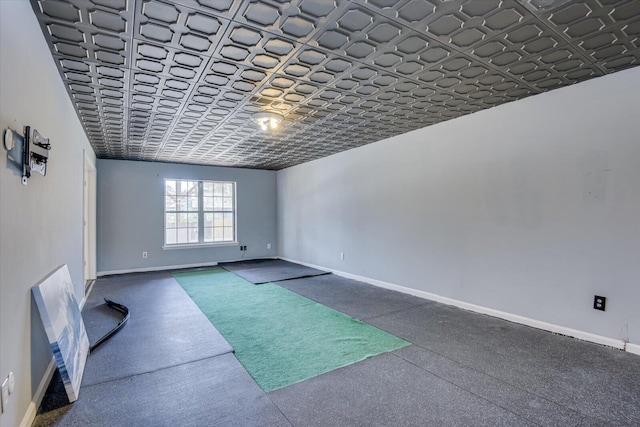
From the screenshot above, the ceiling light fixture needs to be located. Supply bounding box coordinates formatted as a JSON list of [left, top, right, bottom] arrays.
[[251, 112, 283, 131]]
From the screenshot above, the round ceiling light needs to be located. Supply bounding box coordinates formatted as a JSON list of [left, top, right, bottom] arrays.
[[251, 112, 283, 131]]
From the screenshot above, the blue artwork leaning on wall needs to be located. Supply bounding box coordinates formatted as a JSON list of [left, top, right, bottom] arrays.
[[32, 264, 89, 402]]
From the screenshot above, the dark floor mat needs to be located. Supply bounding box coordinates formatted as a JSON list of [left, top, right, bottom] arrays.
[[218, 258, 282, 272], [34, 354, 290, 427], [80, 273, 233, 387], [276, 274, 429, 320], [220, 259, 329, 284]]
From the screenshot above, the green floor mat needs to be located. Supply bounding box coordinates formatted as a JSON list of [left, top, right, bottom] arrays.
[[174, 269, 410, 392]]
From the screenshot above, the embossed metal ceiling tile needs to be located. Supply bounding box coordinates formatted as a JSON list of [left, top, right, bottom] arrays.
[[233, 0, 352, 45], [355, 0, 504, 52], [542, 0, 633, 39], [128, 92, 184, 115], [169, 0, 241, 19], [311, 27, 379, 65], [199, 64, 269, 96], [132, 38, 210, 80], [353, 0, 438, 29], [474, 21, 566, 65], [211, 22, 301, 73], [39, 20, 132, 69], [57, 60, 129, 90], [306, 3, 408, 60], [276, 45, 360, 87], [577, 26, 639, 69], [187, 85, 251, 111], [599, 46, 640, 72], [34, 0, 134, 36], [135, 0, 231, 56]]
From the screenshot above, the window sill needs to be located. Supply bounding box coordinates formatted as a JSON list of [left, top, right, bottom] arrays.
[[163, 242, 238, 250]]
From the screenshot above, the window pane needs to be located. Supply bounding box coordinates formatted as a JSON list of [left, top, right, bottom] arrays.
[[223, 212, 233, 227], [213, 197, 222, 210], [213, 227, 223, 241], [165, 229, 176, 245], [165, 196, 176, 210], [188, 213, 198, 227], [222, 197, 232, 211], [203, 196, 213, 211], [203, 182, 213, 196], [214, 182, 223, 195], [187, 181, 198, 197], [223, 183, 233, 196], [178, 213, 188, 228], [177, 228, 188, 244], [223, 227, 233, 241], [204, 213, 213, 227], [214, 213, 223, 227], [178, 181, 189, 195], [166, 213, 176, 228], [177, 196, 187, 211], [204, 227, 213, 242], [188, 196, 198, 211], [166, 181, 176, 195], [188, 228, 198, 243]]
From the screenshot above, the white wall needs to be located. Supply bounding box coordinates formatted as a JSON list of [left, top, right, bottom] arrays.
[[0, 2, 96, 426], [97, 159, 277, 274], [278, 67, 640, 347]]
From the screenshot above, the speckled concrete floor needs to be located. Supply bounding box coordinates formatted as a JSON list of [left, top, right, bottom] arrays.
[[34, 268, 640, 426]]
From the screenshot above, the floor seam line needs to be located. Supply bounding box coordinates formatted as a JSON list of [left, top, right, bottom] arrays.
[[82, 350, 235, 388], [389, 352, 543, 427], [393, 343, 587, 421], [265, 394, 295, 427]]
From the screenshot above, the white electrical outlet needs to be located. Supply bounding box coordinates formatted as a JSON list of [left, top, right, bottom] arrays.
[[142, 251, 148, 258], [267, 243, 271, 249], [340, 252, 344, 260]]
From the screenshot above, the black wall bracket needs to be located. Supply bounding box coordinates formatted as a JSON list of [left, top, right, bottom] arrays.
[[3, 126, 51, 185]]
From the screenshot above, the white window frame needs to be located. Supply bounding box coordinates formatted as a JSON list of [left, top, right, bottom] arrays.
[[163, 179, 237, 249]]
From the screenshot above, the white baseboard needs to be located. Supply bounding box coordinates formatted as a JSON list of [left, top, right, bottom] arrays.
[[97, 261, 219, 277], [20, 357, 56, 427], [279, 256, 633, 353], [626, 342, 640, 356]]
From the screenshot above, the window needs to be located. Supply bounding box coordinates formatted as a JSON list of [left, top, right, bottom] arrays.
[[164, 179, 236, 247]]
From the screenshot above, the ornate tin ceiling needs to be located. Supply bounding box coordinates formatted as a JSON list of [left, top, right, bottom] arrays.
[[31, 0, 640, 170]]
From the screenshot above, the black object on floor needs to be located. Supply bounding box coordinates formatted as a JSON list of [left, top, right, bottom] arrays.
[[220, 259, 329, 284], [89, 298, 129, 353]]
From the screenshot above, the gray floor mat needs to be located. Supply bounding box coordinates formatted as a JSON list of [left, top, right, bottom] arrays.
[[366, 303, 640, 425], [81, 272, 233, 386], [269, 352, 534, 427], [276, 273, 429, 320], [392, 345, 585, 426], [218, 258, 282, 272], [34, 354, 291, 427], [221, 259, 329, 284]]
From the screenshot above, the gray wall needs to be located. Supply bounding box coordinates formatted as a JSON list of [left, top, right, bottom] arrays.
[[97, 159, 277, 273], [277, 67, 640, 346], [0, 2, 96, 426]]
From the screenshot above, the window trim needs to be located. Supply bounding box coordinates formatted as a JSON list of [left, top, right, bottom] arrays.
[[163, 178, 238, 248]]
